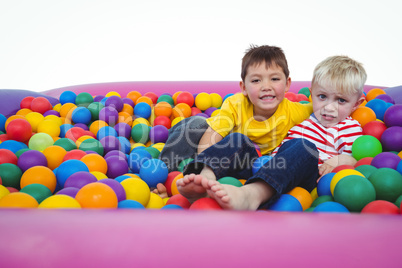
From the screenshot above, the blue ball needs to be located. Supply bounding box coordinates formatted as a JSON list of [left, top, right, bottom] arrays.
[[114, 175, 131, 183], [269, 194, 303, 212], [0, 140, 28, 153], [59, 91, 77, 105], [365, 99, 389, 121], [56, 159, 89, 187], [117, 136, 131, 155], [118, 200, 145, 209], [161, 204, 184, 210], [313, 201, 349, 213], [223, 93, 234, 102], [252, 155, 273, 175], [72, 107, 92, 125], [0, 113, 6, 132], [60, 124, 74, 138], [139, 159, 168, 188], [317, 172, 335, 196], [134, 102, 152, 119], [97, 126, 118, 140], [128, 149, 153, 173], [397, 160, 402, 176]]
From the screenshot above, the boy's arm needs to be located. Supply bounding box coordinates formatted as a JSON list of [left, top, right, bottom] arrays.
[[318, 154, 357, 179], [197, 126, 223, 154]]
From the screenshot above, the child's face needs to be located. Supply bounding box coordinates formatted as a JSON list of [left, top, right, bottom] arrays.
[[310, 83, 364, 127], [240, 62, 290, 120]]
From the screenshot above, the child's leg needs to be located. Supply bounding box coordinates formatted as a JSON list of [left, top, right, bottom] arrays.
[[159, 116, 208, 172]]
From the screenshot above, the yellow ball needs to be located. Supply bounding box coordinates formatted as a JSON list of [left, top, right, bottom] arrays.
[[121, 178, 150, 206], [211, 109, 220, 117], [330, 169, 365, 195], [210, 93, 223, 108], [76, 135, 95, 147], [195, 92, 212, 111], [171, 116, 184, 127], [310, 187, 318, 201], [105, 91, 121, 98], [25, 112, 45, 132], [287, 186, 313, 211], [162, 197, 169, 204], [53, 103, 62, 112], [152, 143, 165, 152], [0, 185, 10, 199], [133, 118, 151, 127], [146, 192, 165, 209], [37, 119, 61, 137], [44, 115, 63, 126], [39, 195, 81, 209], [91, 171, 108, 180], [0, 192, 38, 208]]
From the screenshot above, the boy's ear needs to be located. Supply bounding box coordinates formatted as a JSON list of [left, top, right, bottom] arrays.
[[285, 77, 292, 92], [240, 81, 248, 96], [352, 94, 366, 111]]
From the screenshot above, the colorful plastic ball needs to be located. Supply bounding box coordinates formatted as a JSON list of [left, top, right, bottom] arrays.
[[20, 165, 57, 192], [164, 171, 181, 196], [0, 163, 22, 189], [397, 160, 402, 176], [352, 135, 382, 160], [120, 178, 150, 206], [371, 152, 401, 169], [99, 106, 119, 126], [59, 90, 77, 104], [172, 103, 192, 118], [118, 199, 145, 209], [134, 102, 152, 119], [161, 204, 184, 210], [63, 149, 87, 161], [20, 183, 53, 203], [189, 197, 222, 210], [218, 176, 243, 187], [313, 201, 349, 213], [145, 192, 165, 209], [362, 121, 387, 141], [331, 165, 356, 173], [149, 125, 169, 144], [0, 149, 18, 165], [56, 159, 89, 187], [28, 133, 54, 151], [287, 187, 313, 211], [333, 175, 376, 212], [128, 149, 152, 173], [269, 194, 303, 212], [368, 168, 402, 202], [252, 155, 273, 174], [317, 173, 335, 196], [0, 185, 10, 199], [105, 95, 124, 112], [177, 158, 193, 173], [37, 119, 60, 137], [17, 150, 48, 172], [0, 114, 6, 132], [176, 91, 194, 107], [284, 92, 298, 102], [354, 164, 377, 178], [75, 92, 93, 106], [311, 195, 334, 207], [30, 97, 52, 114], [75, 182, 117, 208], [195, 92, 212, 111], [0, 192, 38, 208], [64, 171, 98, 189], [59, 124, 73, 138], [384, 104, 402, 127], [366, 88, 386, 101], [210, 93, 223, 108], [81, 153, 108, 174], [351, 106, 376, 127], [375, 93, 395, 104], [71, 107, 91, 125], [380, 126, 402, 152], [20, 96, 35, 109], [139, 159, 168, 188], [105, 155, 129, 178], [56, 187, 80, 198], [6, 118, 32, 142], [330, 169, 364, 195], [53, 138, 77, 151], [361, 200, 400, 214], [117, 136, 131, 155], [114, 122, 132, 139], [15, 148, 31, 158], [165, 193, 191, 208], [365, 99, 389, 121], [153, 115, 171, 129], [97, 126, 118, 141], [131, 123, 150, 144], [0, 140, 28, 153], [98, 178, 126, 202], [38, 194, 81, 209]]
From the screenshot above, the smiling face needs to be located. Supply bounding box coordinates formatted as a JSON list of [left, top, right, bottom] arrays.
[[310, 83, 364, 127], [240, 62, 291, 121]]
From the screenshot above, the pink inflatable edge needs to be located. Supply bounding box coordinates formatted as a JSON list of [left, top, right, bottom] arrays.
[[1, 81, 401, 267]]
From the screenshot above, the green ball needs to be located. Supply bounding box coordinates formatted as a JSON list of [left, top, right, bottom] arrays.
[[368, 168, 402, 202], [87, 102, 105, 121], [157, 95, 174, 107], [15, 148, 31, 158], [311, 195, 334, 207], [144, 147, 161, 159], [394, 195, 402, 208], [352, 135, 382, 160], [177, 158, 194, 172], [354, 165, 377, 178], [298, 87, 311, 98], [54, 138, 77, 151], [20, 183, 53, 203], [0, 163, 23, 189], [79, 139, 104, 155], [131, 123, 150, 144], [218, 176, 243, 187], [333, 175, 376, 212], [299, 101, 310, 104], [304, 207, 315, 212], [28, 133, 54, 151], [75, 92, 94, 107]]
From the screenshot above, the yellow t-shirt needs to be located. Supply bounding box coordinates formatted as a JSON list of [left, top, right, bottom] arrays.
[[206, 93, 313, 155]]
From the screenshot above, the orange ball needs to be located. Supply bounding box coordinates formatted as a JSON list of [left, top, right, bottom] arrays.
[[287, 186, 313, 211], [172, 103, 192, 118], [366, 88, 386, 102], [81, 153, 108, 174], [20, 166, 57, 192], [118, 111, 133, 126], [172, 91, 182, 105], [121, 103, 134, 115], [42, 145, 67, 170], [154, 102, 173, 117], [351, 106, 377, 127], [135, 96, 153, 106], [75, 182, 118, 208], [59, 103, 77, 119], [126, 91, 142, 104], [0, 192, 38, 208], [89, 120, 109, 136], [170, 173, 183, 196], [63, 149, 87, 161]]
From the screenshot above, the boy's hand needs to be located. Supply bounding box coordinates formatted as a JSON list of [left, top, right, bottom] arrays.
[[317, 162, 335, 182]]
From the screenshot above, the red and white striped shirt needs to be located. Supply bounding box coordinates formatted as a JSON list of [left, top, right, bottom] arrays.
[[271, 115, 362, 166]]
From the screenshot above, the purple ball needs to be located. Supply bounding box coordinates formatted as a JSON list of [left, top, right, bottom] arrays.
[[105, 95, 124, 112], [56, 187, 80, 198], [195, 113, 209, 118], [64, 171, 98, 189], [384, 104, 402, 127], [380, 126, 402, 152], [17, 150, 48, 172], [122, 98, 135, 107], [100, 136, 121, 154], [114, 122, 132, 139], [104, 150, 128, 161], [371, 152, 402, 170], [73, 123, 89, 130], [93, 95, 105, 102], [204, 107, 217, 117], [106, 155, 129, 178], [99, 106, 119, 126], [43, 110, 60, 117], [149, 125, 169, 144], [98, 178, 126, 202], [375, 94, 395, 104]]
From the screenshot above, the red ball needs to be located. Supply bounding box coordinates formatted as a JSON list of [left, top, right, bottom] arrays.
[[83, 130, 96, 138], [20, 96, 35, 109], [144, 92, 158, 104], [332, 165, 355, 173], [164, 171, 181, 196], [361, 200, 400, 214], [65, 127, 86, 142], [6, 118, 32, 142], [285, 92, 298, 102], [189, 197, 223, 210], [354, 157, 373, 167], [296, 94, 309, 102], [191, 107, 202, 116], [30, 97, 52, 114], [166, 194, 191, 208], [63, 149, 87, 161], [362, 121, 387, 141], [176, 91, 195, 107], [0, 134, 8, 142], [154, 116, 172, 129], [0, 149, 18, 165]]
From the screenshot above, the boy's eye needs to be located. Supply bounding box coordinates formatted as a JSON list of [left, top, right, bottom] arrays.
[[251, 79, 260, 83], [272, 77, 280, 81], [318, 94, 326, 100], [338, 98, 347, 104]]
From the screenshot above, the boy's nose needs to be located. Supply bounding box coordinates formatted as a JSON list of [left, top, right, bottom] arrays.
[[324, 101, 337, 111]]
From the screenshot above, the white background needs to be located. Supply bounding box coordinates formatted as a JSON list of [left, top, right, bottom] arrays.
[[1, 0, 401, 92]]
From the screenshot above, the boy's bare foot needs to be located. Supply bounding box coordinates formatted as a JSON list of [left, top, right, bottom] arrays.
[[177, 173, 208, 203], [152, 183, 169, 199]]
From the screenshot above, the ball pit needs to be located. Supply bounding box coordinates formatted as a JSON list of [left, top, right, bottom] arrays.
[[0, 81, 402, 267]]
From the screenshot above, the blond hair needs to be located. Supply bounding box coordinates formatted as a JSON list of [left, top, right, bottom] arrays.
[[312, 55, 367, 96]]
